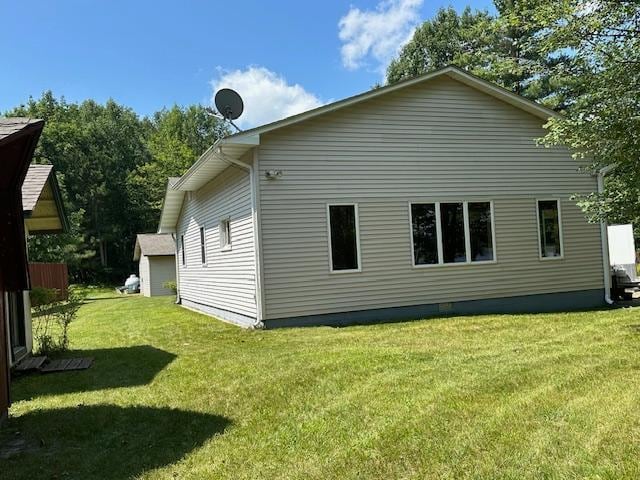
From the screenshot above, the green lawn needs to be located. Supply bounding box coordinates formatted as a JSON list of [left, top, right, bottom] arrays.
[[2, 292, 640, 479]]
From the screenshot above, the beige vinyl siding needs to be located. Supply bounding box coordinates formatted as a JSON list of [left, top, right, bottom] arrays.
[[257, 77, 603, 320], [177, 163, 256, 318], [147, 256, 176, 296], [139, 255, 151, 297]]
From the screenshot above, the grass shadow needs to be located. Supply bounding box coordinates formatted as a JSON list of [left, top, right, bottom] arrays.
[[12, 345, 176, 401], [0, 405, 230, 479]]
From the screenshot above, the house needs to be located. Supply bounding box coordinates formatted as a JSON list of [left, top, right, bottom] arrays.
[[133, 233, 176, 296], [0, 117, 45, 423], [158, 66, 609, 329], [5, 163, 69, 367]]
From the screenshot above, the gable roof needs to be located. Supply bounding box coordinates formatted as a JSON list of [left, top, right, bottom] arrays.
[[134, 233, 175, 261], [158, 65, 560, 233], [226, 65, 559, 144], [0, 117, 44, 147], [22, 163, 53, 212], [22, 163, 69, 234]]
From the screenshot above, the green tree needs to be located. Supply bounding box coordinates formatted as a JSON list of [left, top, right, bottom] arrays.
[[387, 7, 491, 84], [386, 3, 573, 108], [514, 0, 640, 225], [127, 105, 228, 231], [27, 209, 95, 273], [8, 93, 151, 281]]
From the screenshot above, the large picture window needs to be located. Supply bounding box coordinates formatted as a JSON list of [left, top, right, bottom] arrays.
[[328, 204, 360, 272], [410, 201, 495, 266], [537, 199, 562, 259]]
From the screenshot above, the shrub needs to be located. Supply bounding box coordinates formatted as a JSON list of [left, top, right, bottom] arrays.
[[32, 286, 86, 355], [163, 280, 177, 294]]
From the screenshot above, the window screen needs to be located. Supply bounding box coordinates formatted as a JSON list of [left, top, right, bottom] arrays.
[[329, 205, 359, 271], [411, 203, 438, 265], [538, 200, 562, 257]]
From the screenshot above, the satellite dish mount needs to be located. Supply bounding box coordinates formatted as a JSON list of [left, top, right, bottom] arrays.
[[214, 88, 244, 133]]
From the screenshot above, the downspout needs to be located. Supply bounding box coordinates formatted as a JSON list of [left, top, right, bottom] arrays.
[[217, 147, 265, 328], [597, 164, 616, 305], [172, 233, 181, 305]]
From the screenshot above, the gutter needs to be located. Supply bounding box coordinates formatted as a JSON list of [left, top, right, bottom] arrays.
[[217, 146, 265, 329], [597, 164, 616, 305]]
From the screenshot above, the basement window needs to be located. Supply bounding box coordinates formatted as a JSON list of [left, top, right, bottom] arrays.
[[327, 204, 361, 273], [220, 218, 231, 251], [537, 199, 563, 259]]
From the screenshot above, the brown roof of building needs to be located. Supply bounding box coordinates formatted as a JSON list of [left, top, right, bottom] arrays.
[[134, 233, 175, 261], [22, 164, 53, 212], [0, 117, 44, 146]]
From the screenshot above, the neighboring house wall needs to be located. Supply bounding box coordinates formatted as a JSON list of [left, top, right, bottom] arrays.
[[139, 255, 151, 297], [176, 162, 256, 322], [257, 77, 603, 322], [147, 256, 176, 296]]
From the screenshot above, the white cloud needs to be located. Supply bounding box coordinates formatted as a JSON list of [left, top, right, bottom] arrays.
[[338, 0, 423, 74], [211, 67, 323, 129]]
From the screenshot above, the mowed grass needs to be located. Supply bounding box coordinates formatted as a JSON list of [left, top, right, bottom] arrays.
[[2, 292, 640, 479]]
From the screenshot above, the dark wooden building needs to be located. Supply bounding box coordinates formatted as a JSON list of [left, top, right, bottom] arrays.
[[0, 117, 44, 424]]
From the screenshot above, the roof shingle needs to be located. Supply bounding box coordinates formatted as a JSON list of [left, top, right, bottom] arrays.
[[134, 233, 175, 260]]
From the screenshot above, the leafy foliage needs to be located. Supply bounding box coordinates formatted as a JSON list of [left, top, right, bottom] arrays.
[[6, 96, 227, 281], [128, 105, 228, 229], [386, 3, 573, 108], [512, 0, 640, 226], [30, 286, 86, 354]]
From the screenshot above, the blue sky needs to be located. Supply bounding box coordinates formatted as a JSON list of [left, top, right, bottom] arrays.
[[2, 0, 494, 128]]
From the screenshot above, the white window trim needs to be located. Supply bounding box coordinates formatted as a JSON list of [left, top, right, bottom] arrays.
[[199, 226, 207, 266], [327, 203, 362, 274], [219, 217, 232, 252], [536, 198, 564, 261], [409, 200, 497, 268]]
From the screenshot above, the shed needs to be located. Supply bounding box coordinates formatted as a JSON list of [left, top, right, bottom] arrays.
[[133, 233, 176, 297]]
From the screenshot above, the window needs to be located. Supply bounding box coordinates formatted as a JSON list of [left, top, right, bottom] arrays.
[[411, 203, 438, 265], [468, 202, 494, 261], [180, 235, 185, 266], [220, 218, 231, 250], [410, 201, 495, 266], [537, 199, 562, 259], [328, 204, 360, 272], [199, 226, 206, 264], [441, 202, 467, 263]]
